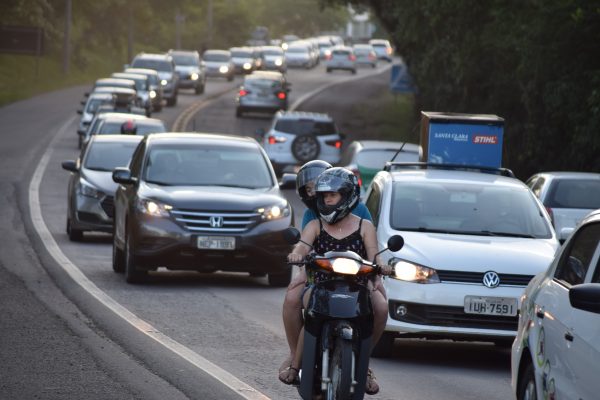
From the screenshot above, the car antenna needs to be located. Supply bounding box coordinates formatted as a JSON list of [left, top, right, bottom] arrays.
[[389, 141, 407, 163]]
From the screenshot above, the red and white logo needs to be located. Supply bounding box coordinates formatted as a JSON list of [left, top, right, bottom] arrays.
[[472, 135, 498, 144]]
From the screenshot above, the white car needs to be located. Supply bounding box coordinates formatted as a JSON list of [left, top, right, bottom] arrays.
[[364, 163, 560, 355], [526, 171, 600, 243], [261, 111, 344, 175], [325, 46, 357, 74], [511, 209, 600, 400]]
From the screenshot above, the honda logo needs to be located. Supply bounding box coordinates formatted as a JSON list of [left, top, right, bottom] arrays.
[[483, 271, 500, 288], [209, 216, 223, 228]]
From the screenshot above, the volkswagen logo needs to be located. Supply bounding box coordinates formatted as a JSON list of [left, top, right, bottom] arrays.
[[482, 271, 500, 288], [209, 216, 223, 228]]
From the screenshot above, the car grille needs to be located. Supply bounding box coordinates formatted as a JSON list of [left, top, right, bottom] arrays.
[[436, 270, 534, 287], [101, 196, 114, 219], [170, 210, 260, 233], [389, 301, 518, 331]]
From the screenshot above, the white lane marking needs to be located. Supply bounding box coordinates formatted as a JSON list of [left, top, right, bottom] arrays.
[[290, 63, 394, 110], [28, 116, 270, 400]]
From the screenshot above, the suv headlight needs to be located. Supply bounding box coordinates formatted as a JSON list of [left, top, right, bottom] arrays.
[[136, 197, 172, 217], [161, 79, 168, 86], [219, 65, 229, 74], [190, 72, 199, 80], [390, 258, 440, 284], [78, 178, 104, 199], [257, 201, 290, 221]]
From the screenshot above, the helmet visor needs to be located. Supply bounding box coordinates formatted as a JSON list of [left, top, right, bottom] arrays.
[[297, 166, 327, 189], [315, 174, 347, 193]]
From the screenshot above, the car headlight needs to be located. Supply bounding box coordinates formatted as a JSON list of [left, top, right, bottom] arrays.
[[274, 58, 283, 66], [161, 79, 167, 86], [390, 258, 440, 284], [219, 65, 229, 74], [257, 202, 290, 221], [136, 197, 172, 217], [243, 62, 252, 70], [149, 90, 156, 99], [78, 178, 104, 199], [190, 72, 199, 80]]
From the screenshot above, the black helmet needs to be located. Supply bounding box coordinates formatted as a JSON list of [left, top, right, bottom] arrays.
[[121, 120, 137, 135], [296, 160, 332, 212], [315, 167, 359, 224]]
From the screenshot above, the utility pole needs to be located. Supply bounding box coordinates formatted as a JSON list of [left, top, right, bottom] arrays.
[[62, 0, 71, 75], [207, 0, 213, 48], [127, 5, 134, 63], [175, 9, 185, 49]]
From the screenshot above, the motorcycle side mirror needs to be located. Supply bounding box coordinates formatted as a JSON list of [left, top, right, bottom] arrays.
[[387, 235, 404, 252], [283, 227, 301, 245]]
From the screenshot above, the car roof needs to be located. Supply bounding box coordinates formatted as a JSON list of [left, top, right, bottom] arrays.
[[95, 112, 156, 121], [145, 132, 259, 148], [95, 78, 135, 85], [388, 168, 525, 189], [168, 49, 198, 55], [369, 39, 391, 45], [124, 68, 159, 75], [274, 110, 333, 121], [354, 140, 420, 152], [134, 53, 171, 60], [204, 49, 230, 55], [87, 92, 114, 100], [89, 134, 144, 144], [111, 72, 147, 80], [92, 87, 137, 95]]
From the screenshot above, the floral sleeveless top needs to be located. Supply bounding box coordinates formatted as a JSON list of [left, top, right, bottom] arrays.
[[307, 218, 369, 285]]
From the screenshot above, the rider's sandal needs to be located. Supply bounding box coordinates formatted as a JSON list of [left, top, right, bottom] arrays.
[[278, 366, 300, 386], [365, 368, 380, 395]]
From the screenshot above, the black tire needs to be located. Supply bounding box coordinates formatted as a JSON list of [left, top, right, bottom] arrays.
[[371, 332, 395, 358], [291, 134, 320, 162], [154, 102, 163, 112], [125, 231, 147, 284], [112, 228, 125, 273], [268, 266, 292, 287], [351, 69, 356, 75], [236, 107, 243, 118], [326, 68, 332, 73], [517, 361, 537, 400], [327, 337, 353, 400], [67, 218, 83, 242]]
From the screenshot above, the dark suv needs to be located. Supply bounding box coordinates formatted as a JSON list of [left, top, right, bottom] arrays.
[[130, 53, 179, 106], [111, 133, 296, 285]]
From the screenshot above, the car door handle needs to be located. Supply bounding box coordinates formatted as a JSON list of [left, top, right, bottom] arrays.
[[564, 332, 574, 342]]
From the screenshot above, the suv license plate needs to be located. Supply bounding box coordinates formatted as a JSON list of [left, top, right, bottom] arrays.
[[197, 236, 235, 250], [464, 296, 517, 316]]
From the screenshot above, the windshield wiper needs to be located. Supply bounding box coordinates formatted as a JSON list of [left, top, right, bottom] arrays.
[[145, 180, 174, 186], [482, 230, 536, 238], [86, 167, 111, 172]]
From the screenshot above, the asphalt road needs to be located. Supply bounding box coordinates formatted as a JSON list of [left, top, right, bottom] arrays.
[[0, 61, 513, 400]]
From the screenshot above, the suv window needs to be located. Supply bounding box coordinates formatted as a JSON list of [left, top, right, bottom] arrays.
[[555, 222, 600, 286], [132, 59, 173, 72], [274, 118, 337, 136], [365, 182, 382, 226]]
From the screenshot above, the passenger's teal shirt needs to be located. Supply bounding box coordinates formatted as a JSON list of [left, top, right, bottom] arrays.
[[301, 203, 372, 229]]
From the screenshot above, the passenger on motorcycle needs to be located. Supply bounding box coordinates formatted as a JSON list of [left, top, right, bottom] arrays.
[[281, 167, 391, 395]]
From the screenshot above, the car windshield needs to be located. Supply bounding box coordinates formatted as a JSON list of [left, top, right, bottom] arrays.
[[356, 148, 418, 169], [144, 144, 273, 188], [86, 98, 113, 114], [546, 179, 600, 209], [231, 50, 253, 58], [390, 181, 553, 238], [132, 59, 172, 72], [263, 48, 283, 55], [286, 47, 309, 54], [203, 52, 230, 62], [171, 54, 197, 65], [84, 142, 139, 171], [97, 121, 166, 135], [275, 119, 337, 136]]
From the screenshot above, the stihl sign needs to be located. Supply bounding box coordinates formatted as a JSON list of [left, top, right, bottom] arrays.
[[472, 135, 498, 144]]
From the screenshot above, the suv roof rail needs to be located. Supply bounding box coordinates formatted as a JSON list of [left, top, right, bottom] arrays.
[[383, 162, 515, 177]]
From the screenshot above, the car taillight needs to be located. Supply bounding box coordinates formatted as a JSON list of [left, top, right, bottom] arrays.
[[387, 47, 392, 55], [239, 89, 249, 96], [349, 54, 356, 61], [267, 135, 287, 145], [545, 206, 554, 226], [268, 136, 277, 145], [277, 92, 286, 100], [325, 139, 342, 149], [325, 54, 332, 60]]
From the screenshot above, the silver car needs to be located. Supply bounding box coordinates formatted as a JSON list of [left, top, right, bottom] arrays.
[[526, 171, 600, 242], [203, 49, 235, 81], [168, 49, 206, 94], [260, 46, 287, 72], [62, 135, 144, 241], [352, 44, 378, 68], [235, 71, 290, 117], [325, 46, 357, 74], [284, 42, 314, 69]]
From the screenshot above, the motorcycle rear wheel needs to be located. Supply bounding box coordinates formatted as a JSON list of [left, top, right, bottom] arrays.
[[327, 337, 353, 400]]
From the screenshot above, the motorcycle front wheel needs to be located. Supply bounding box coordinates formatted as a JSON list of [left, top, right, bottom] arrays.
[[327, 337, 353, 400]]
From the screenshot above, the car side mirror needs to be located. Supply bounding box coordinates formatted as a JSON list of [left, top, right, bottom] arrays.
[[80, 101, 86, 106], [112, 167, 137, 185], [569, 283, 600, 314], [279, 173, 297, 190], [560, 227, 575, 241], [77, 110, 83, 115], [61, 160, 78, 172], [77, 129, 85, 136]]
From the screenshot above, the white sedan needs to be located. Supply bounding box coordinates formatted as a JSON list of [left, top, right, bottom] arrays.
[[511, 209, 600, 400], [364, 163, 560, 355]]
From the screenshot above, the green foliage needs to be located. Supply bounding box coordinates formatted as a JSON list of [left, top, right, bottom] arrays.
[[323, 0, 600, 177]]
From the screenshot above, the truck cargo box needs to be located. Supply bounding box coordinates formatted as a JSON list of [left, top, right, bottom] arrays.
[[420, 112, 504, 168]]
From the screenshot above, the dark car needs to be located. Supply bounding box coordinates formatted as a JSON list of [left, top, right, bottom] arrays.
[[130, 53, 179, 106], [62, 135, 144, 241], [111, 133, 296, 285], [235, 71, 290, 117]]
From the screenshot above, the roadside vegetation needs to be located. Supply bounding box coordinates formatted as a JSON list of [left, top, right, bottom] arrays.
[[325, 0, 600, 178]]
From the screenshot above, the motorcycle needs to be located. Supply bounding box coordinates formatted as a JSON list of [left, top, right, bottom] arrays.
[[284, 228, 404, 400]]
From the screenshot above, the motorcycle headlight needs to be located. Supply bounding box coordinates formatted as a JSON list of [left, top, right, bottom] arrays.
[[78, 178, 103, 199], [331, 258, 360, 275], [391, 258, 440, 284], [149, 90, 156, 99], [136, 197, 172, 217], [257, 202, 290, 221], [191, 72, 199, 80], [219, 65, 229, 74], [161, 79, 167, 86]]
